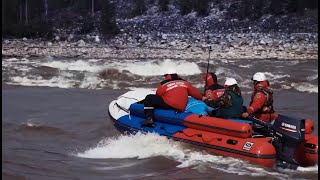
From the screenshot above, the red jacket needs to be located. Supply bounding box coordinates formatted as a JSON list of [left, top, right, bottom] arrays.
[[205, 84, 225, 101], [156, 78, 202, 112], [247, 81, 277, 122], [202, 73, 225, 100]]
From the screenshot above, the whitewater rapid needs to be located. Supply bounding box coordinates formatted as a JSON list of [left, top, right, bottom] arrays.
[[2, 57, 318, 93]]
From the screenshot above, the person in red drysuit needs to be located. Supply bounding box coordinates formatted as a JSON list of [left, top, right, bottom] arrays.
[[202, 72, 225, 101], [242, 72, 278, 123], [141, 68, 202, 127]]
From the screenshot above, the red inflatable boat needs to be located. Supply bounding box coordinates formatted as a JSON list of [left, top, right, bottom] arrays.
[[108, 90, 318, 169]]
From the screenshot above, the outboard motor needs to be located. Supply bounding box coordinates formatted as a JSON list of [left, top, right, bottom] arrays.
[[271, 114, 305, 169]]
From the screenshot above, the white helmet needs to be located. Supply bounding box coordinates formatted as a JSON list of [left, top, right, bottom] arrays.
[[252, 72, 267, 81], [224, 78, 237, 86], [163, 67, 177, 75]]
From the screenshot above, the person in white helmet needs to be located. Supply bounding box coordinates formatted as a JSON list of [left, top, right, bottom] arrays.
[[204, 77, 243, 118], [242, 72, 278, 123], [141, 67, 202, 127]]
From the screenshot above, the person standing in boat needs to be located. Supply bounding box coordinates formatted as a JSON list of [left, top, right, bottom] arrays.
[[202, 72, 225, 101], [140, 68, 203, 127], [242, 72, 278, 123], [203, 78, 244, 119]]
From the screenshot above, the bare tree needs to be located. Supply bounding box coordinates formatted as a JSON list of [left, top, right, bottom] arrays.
[[44, 0, 48, 22], [19, 0, 23, 24], [92, 0, 95, 17], [25, 0, 28, 24]]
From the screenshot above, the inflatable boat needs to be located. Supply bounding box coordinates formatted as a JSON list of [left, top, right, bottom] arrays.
[[108, 90, 318, 169]]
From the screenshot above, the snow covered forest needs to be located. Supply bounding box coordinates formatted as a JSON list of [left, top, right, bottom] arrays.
[[2, 0, 318, 39]]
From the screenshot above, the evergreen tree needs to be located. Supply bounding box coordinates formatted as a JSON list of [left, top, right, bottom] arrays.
[[101, 0, 119, 36], [158, 0, 170, 12], [270, 0, 286, 15], [193, 0, 209, 16], [239, 0, 265, 20], [179, 0, 193, 15], [2, 0, 20, 25], [131, 0, 147, 17]]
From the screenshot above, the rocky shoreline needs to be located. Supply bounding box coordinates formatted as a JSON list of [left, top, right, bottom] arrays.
[[2, 32, 318, 60], [2, 0, 318, 60]]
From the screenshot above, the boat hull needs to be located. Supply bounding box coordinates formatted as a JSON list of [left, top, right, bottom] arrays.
[[108, 90, 318, 168], [109, 106, 277, 168]]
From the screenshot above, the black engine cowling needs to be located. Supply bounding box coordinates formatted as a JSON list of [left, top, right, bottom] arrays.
[[272, 114, 305, 169]]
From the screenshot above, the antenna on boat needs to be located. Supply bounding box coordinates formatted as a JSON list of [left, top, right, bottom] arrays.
[[204, 45, 212, 95]]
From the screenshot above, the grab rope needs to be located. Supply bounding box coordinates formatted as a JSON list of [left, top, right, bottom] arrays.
[[117, 96, 140, 101], [160, 126, 222, 144], [178, 130, 221, 143], [201, 136, 222, 143], [115, 102, 129, 113]]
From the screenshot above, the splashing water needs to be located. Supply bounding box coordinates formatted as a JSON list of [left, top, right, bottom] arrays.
[[2, 57, 318, 94], [76, 132, 317, 179], [119, 59, 202, 76], [77, 132, 186, 159]]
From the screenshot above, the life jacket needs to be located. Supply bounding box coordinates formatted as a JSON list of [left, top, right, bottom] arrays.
[[205, 84, 225, 100], [216, 90, 244, 118], [250, 86, 274, 114]]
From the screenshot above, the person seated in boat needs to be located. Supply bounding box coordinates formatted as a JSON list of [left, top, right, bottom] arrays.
[[242, 72, 278, 123], [140, 68, 202, 127], [201, 72, 225, 101], [203, 77, 244, 119]]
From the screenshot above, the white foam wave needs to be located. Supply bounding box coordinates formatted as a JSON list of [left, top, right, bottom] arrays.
[[3, 58, 318, 94], [218, 59, 231, 64], [2, 57, 38, 68], [9, 76, 75, 89], [306, 74, 318, 81], [281, 84, 292, 90], [214, 67, 225, 75], [41, 60, 103, 72], [79, 73, 104, 89], [286, 60, 300, 66], [193, 83, 204, 89], [13, 65, 33, 72], [75, 132, 315, 179], [119, 59, 202, 76], [238, 79, 252, 89], [5, 58, 19, 61], [177, 152, 295, 179], [25, 122, 41, 127], [297, 165, 318, 172], [214, 67, 242, 81], [239, 64, 252, 68], [291, 83, 318, 93], [263, 72, 290, 80], [88, 58, 101, 62], [77, 132, 186, 159]]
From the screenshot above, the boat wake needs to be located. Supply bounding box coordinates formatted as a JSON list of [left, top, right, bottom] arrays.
[[76, 132, 186, 159], [76, 132, 317, 179]]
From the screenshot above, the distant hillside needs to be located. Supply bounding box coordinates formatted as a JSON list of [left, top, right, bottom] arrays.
[[2, 0, 318, 40]]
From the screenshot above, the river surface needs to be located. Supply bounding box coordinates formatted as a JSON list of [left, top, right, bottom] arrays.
[[2, 57, 318, 179]]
